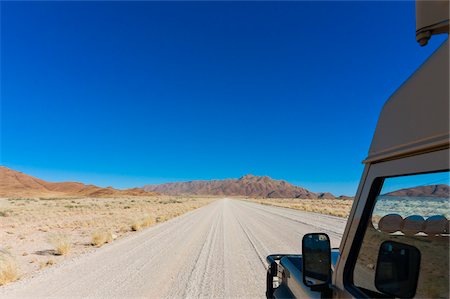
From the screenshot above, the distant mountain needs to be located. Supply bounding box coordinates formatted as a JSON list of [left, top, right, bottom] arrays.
[[144, 174, 336, 199], [317, 192, 336, 199], [385, 184, 449, 198], [0, 166, 157, 198], [337, 195, 353, 200]]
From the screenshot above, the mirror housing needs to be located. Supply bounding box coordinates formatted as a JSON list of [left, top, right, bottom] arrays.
[[302, 233, 332, 291]]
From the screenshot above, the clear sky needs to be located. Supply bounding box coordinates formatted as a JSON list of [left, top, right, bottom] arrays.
[[1, 1, 446, 196]]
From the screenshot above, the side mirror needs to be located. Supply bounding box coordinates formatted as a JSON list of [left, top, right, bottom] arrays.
[[302, 233, 332, 291], [375, 241, 421, 298]]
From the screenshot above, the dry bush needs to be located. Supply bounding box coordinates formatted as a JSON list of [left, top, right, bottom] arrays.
[[155, 216, 165, 223], [39, 259, 55, 269], [0, 210, 13, 217], [118, 225, 129, 233], [91, 230, 113, 247], [141, 215, 154, 228], [131, 221, 141, 231], [0, 249, 19, 285], [47, 233, 71, 255]]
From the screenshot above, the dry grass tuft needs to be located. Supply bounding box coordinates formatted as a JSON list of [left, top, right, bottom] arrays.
[[0, 210, 13, 217], [47, 233, 71, 255], [131, 221, 142, 231], [91, 230, 113, 247], [155, 215, 172, 223], [118, 225, 129, 233], [141, 215, 154, 228], [39, 259, 55, 269], [0, 249, 19, 285]]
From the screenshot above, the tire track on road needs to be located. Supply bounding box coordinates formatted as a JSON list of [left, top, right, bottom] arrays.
[[234, 209, 268, 270]]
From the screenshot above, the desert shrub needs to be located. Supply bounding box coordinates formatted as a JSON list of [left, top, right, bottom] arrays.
[[47, 233, 71, 255], [141, 215, 154, 228], [0, 210, 12, 217], [91, 230, 113, 247], [158, 199, 182, 204], [131, 221, 141, 231], [118, 225, 129, 233], [155, 215, 170, 223], [39, 259, 55, 269], [0, 249, 19, 285]]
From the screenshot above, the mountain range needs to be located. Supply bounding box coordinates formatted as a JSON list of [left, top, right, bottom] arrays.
[[1, 167, 342, 199], [2, 166, 447, 199], [0, 166, 156, 198], [386, 184, 449, 198], [144, 174, 339, 199]]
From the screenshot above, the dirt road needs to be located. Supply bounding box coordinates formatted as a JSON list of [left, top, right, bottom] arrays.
[[0, 198, 347, 298]]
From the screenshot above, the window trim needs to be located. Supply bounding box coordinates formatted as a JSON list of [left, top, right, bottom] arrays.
[[343, 176, 384, 298]]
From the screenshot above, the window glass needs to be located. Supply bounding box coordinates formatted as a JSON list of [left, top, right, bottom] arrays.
[[353, 171, 449, 298]]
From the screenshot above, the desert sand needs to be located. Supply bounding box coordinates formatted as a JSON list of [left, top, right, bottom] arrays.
[[0, 195, 215, 284], [244, 197, 353, 217]]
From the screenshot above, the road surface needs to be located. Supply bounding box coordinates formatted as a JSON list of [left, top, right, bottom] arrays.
[[1, 198, 347, 298]]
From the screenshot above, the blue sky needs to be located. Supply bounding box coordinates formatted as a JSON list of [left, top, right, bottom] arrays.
[[1, 1, 446, 196]]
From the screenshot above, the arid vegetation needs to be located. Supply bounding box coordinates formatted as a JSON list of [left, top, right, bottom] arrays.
[[91, 230, 113, 247], [47, 233, 72, 256], [0, 249, 19, 286], [0, 196, 216, 285], [131, 220, 142, 231], [244, 197, 353, 218]]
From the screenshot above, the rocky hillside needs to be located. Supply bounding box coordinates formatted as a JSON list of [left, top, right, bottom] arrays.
[[144, 174, 336, 199], [386, 184, 449, 197], [0, 166, 157, 198]]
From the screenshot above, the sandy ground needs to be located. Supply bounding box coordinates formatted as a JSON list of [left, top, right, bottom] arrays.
[[0, 195, 216, 279], [0, 198, 347, 298], [244, 197, 353, 217]]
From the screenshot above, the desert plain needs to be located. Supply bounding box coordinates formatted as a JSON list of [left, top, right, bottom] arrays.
[[0, 194, 353, 286], [0, 195, 216, 284]]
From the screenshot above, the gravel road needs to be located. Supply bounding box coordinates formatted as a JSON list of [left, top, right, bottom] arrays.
[[0, 198, 347, 299]]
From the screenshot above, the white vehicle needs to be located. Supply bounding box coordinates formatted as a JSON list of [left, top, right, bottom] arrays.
[[266, 1, 449, 298]]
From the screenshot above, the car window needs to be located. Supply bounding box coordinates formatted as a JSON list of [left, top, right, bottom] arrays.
[[352, 171, 449, 298]]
